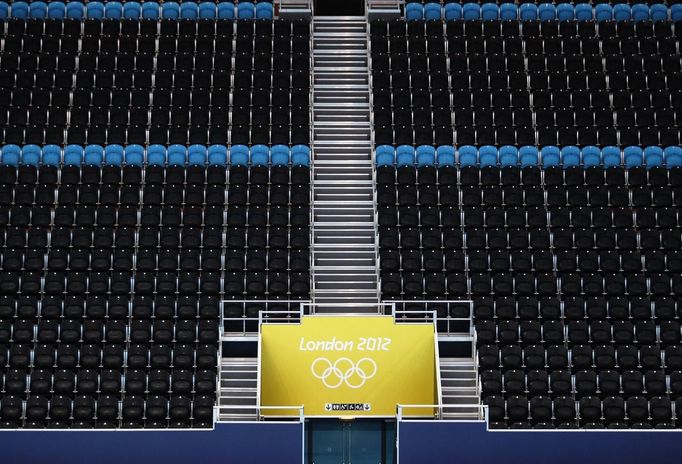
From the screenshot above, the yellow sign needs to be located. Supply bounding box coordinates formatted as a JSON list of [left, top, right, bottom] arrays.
[[260, 316, 437, 417]]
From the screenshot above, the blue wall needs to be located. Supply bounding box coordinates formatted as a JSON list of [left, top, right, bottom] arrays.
[[399, 421, 682, 464], [0, 423, 303, 464]]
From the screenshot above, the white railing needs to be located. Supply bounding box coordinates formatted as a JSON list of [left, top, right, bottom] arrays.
[[366, 0, 402, 17], [302, 301, 391, 315], [277, 0, 312, 13], [390, 299, 474, 335], [397, 404, 488, 422], [309, 15, 316, 303], [222, 300, 309, 335], [222, 300, 474, 334], [217, 405, 305, 422]]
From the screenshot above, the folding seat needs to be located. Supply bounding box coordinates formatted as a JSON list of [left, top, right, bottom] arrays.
[[481, 369, 502, 396], [501, 369, 524, 395], [550, 396, 575, 426]]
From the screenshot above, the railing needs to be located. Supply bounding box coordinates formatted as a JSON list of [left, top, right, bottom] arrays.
[[302, 301, 391, 315], [222, 300, 310, 335], [217, 405, 305, 422], [390, 299, 474, 335], [277, 0, 312, 14], [221, 300, 474, 334], [397, 404, 488, 422], [367, 18, 383, 305], [309, 14, 316, 304], [366, 0, 402, 17]]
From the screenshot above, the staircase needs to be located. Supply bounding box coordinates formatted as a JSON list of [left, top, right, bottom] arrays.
[[439, 357, 482, 420], [218, 357, 258, 421], [310, 16, 380, 311]]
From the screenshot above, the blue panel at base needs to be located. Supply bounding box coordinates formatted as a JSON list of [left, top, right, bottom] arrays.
[[399, 421, 681, 464], [0, 422, 303, 464]]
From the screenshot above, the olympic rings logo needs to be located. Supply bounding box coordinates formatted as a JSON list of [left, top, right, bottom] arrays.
[[311, 357, 378, 389]]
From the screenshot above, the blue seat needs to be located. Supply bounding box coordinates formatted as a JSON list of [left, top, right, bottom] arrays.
[[198, 2, 215, 18], [230, 145, 249, 166], [123, 2, 140, 19], [602, 146, 622, 168], [631, 4, 649, 21], [459, 145, 477, 167], [42, 145, 62, 166], [436, 146, 455, 166], [644, 146, 664, 168], [86, 1, 104, 18], [541, 146, 560, 168], [538, 3, 556, 20], [84, 145, 104, 166], [416, 145, 436, 167], [180, 1, 198, 19], [424, 2, 441, 20], [0, 1, 8, 19], [237, 1, 255, 19], [255, 2, 273, 19], [405, 3, 423, 20], [376, 145, 395, 167], [499, 145, 518, 167], [11, 1, 28, 18], [146, 145, 166, 166], [664, 146, 682, 168], [21, 145, 41, 166], [217, 2, 235, 19], [574, 3, 592, 20], [462, 3, 480, 20], [47, 2, 65, 18], [141, 2, 158, 18], [162, 1, 180, 19], [0, 145, 20, 166], [481, 3, 498, 20], [271, 145, 290, 166], [519, 146, 538, 168], [673, 4, 682, 22], [64, 145, 84, 166], [291, 145, 310, 166], [613, 4, 631, 21], [125, 145, 145, 166], [444, 2, 461, 20], [649, 4, 667, 21], [561, 146, 580, 167], [581, 146, 601, 167], [250, 144, 269, 166], [499, 3, 517, 20], [396, 145, 415, 167], [29, 1, 47, 18], [556, 3, 573, 20], [479, 145, 498, 167], [594, 4, 612, 21], [168, 144, 187, 166], [624, 146, 643, 168], [104, 1, 123, 19], [188, 144, 207, 165], [65, 1, 83, 18], [519, 3, 537, 20], [207, 145, 228, 166], [104, 145, 124, 166]]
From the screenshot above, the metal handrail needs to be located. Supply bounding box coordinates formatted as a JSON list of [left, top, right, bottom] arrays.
[[277, 0, 312, 11], [309, 14, 316, 303], [217, 405, 305, 422], [366, 11, 383, 306], [221, 300, 311, 335], [390, 299, 474, 334], [303, 301, 391, 315], [397, 404, 488, 422]]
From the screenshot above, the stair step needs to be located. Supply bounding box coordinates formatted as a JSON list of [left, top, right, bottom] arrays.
[[311, 16, 378, 307]]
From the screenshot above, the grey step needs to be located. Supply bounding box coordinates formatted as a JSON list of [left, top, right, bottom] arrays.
[[219, 397, 257, 406]]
